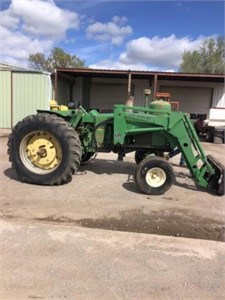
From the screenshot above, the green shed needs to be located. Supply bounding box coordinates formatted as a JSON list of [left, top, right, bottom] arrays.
[[0, 63, 52, 128]]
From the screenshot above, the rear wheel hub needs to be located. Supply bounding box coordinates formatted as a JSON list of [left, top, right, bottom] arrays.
[[20, 131, 62, 174]]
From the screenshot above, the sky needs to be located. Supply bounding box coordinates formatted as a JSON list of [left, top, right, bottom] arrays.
[[0, 0, 224, 71]]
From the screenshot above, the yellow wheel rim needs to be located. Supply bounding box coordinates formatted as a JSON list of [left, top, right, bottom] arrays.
[[20, 131, 62, 174]]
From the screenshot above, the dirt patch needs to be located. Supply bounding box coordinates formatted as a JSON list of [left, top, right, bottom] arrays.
[[34, 209, 225, 242]]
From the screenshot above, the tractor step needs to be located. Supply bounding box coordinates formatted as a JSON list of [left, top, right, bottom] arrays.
[[207, 155, 225, 195]]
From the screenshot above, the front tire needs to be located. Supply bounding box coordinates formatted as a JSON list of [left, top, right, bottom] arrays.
[[7, 113, 82, 185], [134, 157, 175, 195]]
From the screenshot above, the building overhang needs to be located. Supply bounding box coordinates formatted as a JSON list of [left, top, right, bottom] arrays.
[[54, 68, 225, 83]]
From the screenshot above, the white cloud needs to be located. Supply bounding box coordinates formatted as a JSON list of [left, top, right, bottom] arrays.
[[10, 0, 80, 39], [86, 16, 133, 45], [89, 59, 152, 71], [89, 34, 216, 71], [0, 8, 19, 30], [0, 0, 81, 66], [119, 35, 208, 69], [112, 16, 128, 25], [0, 26, 53, 63]]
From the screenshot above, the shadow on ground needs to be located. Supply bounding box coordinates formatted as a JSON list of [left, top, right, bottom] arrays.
[[4, 162, 210, 195], [33, 209, 225, 243]]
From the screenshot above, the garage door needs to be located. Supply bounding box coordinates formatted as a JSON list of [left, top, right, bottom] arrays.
[[90, 82, 128, 111], [160, 86, 213, 115]]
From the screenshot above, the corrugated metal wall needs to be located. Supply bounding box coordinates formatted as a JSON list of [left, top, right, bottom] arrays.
[[132, 79, 152, 106], [57, 78, 83, 105], [90, 77, 128, 110], [12, 72, 50, 126], [160, 85, 213, 114], [157, 79, 224, 90], [211, 82, 225, 107], [73, 77, 83, 102], [57, 80, 70, 105], [86, 77, 152, 109], [0, 71, 51, 128], [0, 71, 11, 128], [158, 79, 225, 110]]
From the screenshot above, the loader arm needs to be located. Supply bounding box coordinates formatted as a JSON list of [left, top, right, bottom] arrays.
[[112, 104, 224, 195]]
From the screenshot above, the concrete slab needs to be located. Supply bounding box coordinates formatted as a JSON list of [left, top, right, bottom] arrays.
[[1, 219, 225, 299]]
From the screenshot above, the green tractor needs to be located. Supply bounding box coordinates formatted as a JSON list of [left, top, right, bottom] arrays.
[[7, 99, 224, 196]]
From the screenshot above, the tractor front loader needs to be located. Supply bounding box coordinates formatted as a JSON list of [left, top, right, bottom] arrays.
[[7, 100, 224, 196]]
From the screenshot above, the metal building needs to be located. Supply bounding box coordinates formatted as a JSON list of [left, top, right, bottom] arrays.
[[0, 63, 52, 128], [54, 68, 225, 117]]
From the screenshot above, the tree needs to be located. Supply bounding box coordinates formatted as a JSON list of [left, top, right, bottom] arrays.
[[179, 37, 225, 74], [29, 47, 86, 73]]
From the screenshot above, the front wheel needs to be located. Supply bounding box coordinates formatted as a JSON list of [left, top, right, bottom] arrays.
[[134, 157, 175, 195]]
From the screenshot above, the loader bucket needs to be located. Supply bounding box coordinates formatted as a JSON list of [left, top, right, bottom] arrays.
[[207, 155, 225, 196]]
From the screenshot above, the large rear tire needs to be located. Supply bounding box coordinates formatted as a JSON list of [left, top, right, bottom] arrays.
[[7, 113, 82, 185], [134, 157, 175, 195]]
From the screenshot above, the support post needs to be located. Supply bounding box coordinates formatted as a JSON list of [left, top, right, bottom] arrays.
[[153, 74, 158, 100], [54, 69, 58, 101]]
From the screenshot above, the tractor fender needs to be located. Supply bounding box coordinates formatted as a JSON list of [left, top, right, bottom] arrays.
[[37, 109, 75, 118]]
